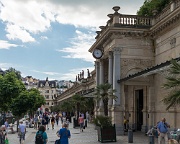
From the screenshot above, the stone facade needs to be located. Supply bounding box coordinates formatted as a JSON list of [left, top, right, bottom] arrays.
[[37, 77, 58, 112], [89, 1, 180, 135]]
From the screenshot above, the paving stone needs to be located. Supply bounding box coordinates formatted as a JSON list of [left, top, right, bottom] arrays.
[[7, 121, 158, 144]]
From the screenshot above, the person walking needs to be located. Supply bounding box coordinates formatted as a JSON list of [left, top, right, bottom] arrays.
[[58, 123, 71, 144], [157, 118, 170, 144], [51, 115, 55, 130], [55, 113, 59, 126], [18, 121, 26, 144], [4, 119, 9, 133], [34, 114, 39, 129], [35, 125, 48, 144], [78, 114, 84, 132]]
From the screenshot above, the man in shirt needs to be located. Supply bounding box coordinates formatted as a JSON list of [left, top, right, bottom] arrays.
[[4, 119, 9, 132], [18, 121, 26, 144], [157, 118, 170, 144]]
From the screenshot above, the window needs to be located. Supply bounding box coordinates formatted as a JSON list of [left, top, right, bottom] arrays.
[[45, 90, 49, 93], [52, 103, 54, 106], [45, 95, 49, 99]]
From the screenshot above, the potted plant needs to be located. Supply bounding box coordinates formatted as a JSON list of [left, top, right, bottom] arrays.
[[94, 83, 116, 116], [93, 115, 116, 143]]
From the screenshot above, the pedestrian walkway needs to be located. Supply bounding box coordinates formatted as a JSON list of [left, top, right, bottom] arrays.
[[7, 121, 158, 144]]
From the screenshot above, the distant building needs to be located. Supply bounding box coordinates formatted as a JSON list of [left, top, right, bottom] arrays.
[[58, 80, 74, 93], [22, 76, 39, 89], [37, 77, 58, 112]]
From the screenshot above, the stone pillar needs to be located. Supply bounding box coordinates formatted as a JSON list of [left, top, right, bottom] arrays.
[[148, 86, 155, 129], [128, 86, 135, 130], [94, 61, 100, 117], [108, 51, 113, 117], [98, 60, 104, 115], [111, 47, 124, 135], [141, 86, 148, 133]]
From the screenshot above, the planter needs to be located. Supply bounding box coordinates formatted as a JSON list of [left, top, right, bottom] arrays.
[[97, 124, 116, 143]]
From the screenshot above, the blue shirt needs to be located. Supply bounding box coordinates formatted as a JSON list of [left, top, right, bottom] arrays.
[[35, 131, 48, 144], [157, 121, 169, 133], [58, 128, 71, 144]]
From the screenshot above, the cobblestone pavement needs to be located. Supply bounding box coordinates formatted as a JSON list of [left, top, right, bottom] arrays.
[[7, 121, 158, 144]]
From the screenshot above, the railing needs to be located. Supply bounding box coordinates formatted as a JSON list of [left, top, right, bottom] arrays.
[[154, 0, 180, 24], [106, 14, 153, 28], [118, 15, 152, 27]]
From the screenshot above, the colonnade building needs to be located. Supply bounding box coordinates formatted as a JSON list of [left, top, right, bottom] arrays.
[[88, 1, 180, 135]]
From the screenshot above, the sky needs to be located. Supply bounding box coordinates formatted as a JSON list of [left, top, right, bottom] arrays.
[[0, 0, 145, 81]]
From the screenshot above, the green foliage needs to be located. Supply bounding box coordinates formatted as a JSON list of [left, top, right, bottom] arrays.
[[60, 100, 73, 112], [162, 60, 180, 110], [137, 0, 170, 16], [10, 88, 45, 117], [5, 67, 22, 80], [0, 72, 25, 111], [93, 115, 112, 128], [94, 83, 116, 116]]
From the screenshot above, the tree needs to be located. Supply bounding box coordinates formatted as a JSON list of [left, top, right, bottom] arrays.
[[71, 94, 86, 119], [0, 72, 25, 112], [137, 0, 170, 16], [162, 60, 180, 110], [60, 100, 73, 113], [10, 88, 45, 131], [5, 67, 22, 80], [94, 83, 116, 116], [27, 88, 46, 116]]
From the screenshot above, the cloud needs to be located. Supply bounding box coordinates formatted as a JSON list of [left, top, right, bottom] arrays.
[[0, 40, 18, 49], [0, 0, 144, 42], [57, 66, 94, 81], [6, 24, 35, 42], [31, 66, 94, 81], [0, 62, 22, 70], [40, 36, 48, 40], [57, 30, 95, 63], [31, 70, 60, 76]]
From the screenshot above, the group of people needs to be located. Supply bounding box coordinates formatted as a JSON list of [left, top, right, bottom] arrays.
[[146, 117, 179, 144], [34, 112, 71, 144]]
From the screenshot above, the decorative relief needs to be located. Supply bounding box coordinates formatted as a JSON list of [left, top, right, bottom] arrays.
[[121, 59, 153, 78], [113, 47, 123, 54], [170, 37, 176, 48]]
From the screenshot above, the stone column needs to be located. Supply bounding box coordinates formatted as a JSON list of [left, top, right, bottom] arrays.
[[108, 51, 113, 117], [94, 61, 100, 117], [111, 47, 124, 135], [98, 60, 104, 115], [128, 86, 135, 130], [141, 86, 148, 133], [148, 86, 155, 129]]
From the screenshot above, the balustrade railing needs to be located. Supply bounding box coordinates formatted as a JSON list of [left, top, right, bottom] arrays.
[[118, 15, 152, 27]]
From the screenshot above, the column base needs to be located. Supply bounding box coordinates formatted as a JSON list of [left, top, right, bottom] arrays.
[[141, 125, 148, 133], [111, 105, 124, 135], [115, 124, 124, 135]]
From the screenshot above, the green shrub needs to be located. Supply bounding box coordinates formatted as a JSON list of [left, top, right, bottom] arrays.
[[93, 115, 112, 128]]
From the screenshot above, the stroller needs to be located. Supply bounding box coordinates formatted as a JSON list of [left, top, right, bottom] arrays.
[[146, 126, 158, 138]]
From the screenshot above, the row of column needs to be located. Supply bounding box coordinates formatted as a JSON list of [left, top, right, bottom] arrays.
[[95, 47, 121, 108]]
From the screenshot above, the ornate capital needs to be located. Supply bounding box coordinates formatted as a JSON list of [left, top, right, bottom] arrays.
[[113, 47, 122, 55]]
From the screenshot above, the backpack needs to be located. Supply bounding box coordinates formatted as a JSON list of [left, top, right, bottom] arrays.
[[35, 131, 44, 144]]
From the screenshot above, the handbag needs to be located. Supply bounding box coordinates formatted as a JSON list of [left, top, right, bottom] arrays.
[[55, 139, 60, 144], [5, 138, 9, 144]]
